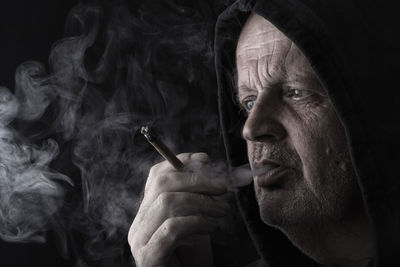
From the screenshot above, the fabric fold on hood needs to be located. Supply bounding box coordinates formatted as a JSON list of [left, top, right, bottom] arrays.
[[215, 0, 400, 266]]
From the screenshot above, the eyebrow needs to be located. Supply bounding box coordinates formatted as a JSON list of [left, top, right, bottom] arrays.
[[235, 86, 257, 106], [237, 85, 256, 95], [234, 65, 324, 93]]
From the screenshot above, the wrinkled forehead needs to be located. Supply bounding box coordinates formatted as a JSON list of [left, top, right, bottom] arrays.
[[236, 13, 310, 76]]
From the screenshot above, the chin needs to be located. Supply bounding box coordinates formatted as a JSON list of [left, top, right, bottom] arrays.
[[256, 190, 300, 228], [255, 184, 324, 229], [258, 203, 308, 229]]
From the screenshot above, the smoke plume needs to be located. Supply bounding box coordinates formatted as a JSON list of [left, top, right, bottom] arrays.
[[0, 73, 71, 243], [1, 0, 241, 266]]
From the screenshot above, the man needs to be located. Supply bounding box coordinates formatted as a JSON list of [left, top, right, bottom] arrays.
[[129, 0, 400, 266]]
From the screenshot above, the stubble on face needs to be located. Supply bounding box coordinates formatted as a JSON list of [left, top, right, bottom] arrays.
[[236, 13, 370, 264]]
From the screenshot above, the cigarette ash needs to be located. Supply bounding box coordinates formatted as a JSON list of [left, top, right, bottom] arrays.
[[1, 0, 238, 266]]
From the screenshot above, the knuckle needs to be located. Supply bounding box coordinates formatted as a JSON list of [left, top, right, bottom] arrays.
[[127, 225, 136, 245], [148, 160, 169, 180], [130, 243, 140, 260], [153, 171, 173, 189], [193, 152, 209, 162], [162, 217, 179, 240], [146, 168, 158, 189], [130, 237, 141, 257], [149, 162, 161, 177], [128, 224, 143, 253], [156, 192, 177, 207]]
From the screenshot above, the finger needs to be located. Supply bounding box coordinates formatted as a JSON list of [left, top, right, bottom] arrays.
[[143, 171, 228, 207], [138, 216, 218, 266], [145, 153, 207, 191], [177, 152, 209, 163], [181, 152, 210, 171], [186, 152, 209, 163], [131, 153, 226, 248], [149, 152, 209, 178], [131, 192, 230, 247]]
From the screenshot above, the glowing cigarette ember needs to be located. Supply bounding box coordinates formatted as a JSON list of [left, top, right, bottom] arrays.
[[141, 126, 184, 170]]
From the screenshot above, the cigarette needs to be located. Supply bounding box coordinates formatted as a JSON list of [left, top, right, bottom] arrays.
[[141, 126, 184, 170]]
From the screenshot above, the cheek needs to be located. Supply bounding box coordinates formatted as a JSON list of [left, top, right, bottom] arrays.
[[292, 125, 322, 170], [288, 102, 337, 156], [287, 109, 340, 182]]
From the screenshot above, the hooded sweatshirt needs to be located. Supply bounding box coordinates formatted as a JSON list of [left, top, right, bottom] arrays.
[[215, 0, 400, 266]]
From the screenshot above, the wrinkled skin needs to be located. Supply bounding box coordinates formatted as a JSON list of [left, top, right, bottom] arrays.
[[128, 12, 374, 267], [128, 153, 229, 267], [237, 13, 373, 267]]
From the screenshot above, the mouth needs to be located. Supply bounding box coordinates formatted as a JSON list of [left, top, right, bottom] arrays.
[[253, 161, 292, 188]]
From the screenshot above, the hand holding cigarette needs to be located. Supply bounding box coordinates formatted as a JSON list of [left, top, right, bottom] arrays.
[[128, 126, 256, 267], [140, 126, 255, 187], [128, 152, 230, 267]]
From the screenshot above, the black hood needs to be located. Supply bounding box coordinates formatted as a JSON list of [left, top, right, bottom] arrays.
[[215, 0, 400, 266]]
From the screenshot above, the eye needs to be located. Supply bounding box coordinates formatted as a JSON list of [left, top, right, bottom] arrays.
[[286, 88, 312, 100], [243, 99, 255, 111]]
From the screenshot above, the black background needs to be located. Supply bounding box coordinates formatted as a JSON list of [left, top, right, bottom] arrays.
[[1, 1, 76, 266], [0, 0, 77, 90], [0, 1, 258, 266]]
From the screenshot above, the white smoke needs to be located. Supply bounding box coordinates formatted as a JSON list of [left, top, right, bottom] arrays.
[[1, 1, 236, 266], [0, 84, 72, 243]]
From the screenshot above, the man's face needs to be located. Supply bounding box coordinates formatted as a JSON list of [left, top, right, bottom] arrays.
[[236, 13, 361, 229]]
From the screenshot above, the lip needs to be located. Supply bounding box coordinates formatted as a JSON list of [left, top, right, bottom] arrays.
[[253, 160, 293, 188]]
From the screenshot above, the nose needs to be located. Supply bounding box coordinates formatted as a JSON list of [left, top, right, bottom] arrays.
[[242, 97, 287, 142]]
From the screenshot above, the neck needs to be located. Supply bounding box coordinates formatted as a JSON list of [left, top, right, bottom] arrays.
[[282, 214, 374, 267]]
